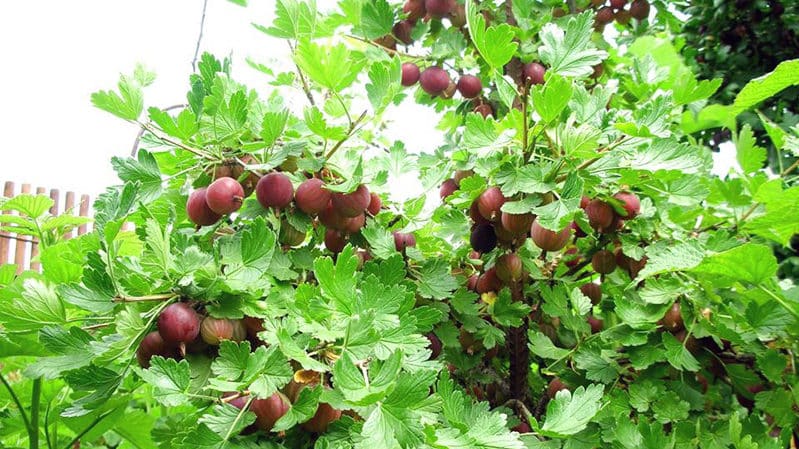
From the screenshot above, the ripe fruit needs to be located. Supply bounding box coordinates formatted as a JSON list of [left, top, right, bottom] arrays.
[[513, 421, 532, 433], [392, 20, 414, 45], [137, 331, 176, 368], [500, 212, 535, 236], [250, 392, 291, 432], [393, 231, 417, 252], [662, 302, 684, 332], [403, 0, 426, 20], [615, 9, 632, 24], [187, 188, 222, 226], [580, 283, 602, 304], [477, 187, 505, 221], [469, 201, 489, 225], [547, 378, 568, 397], [243, 316, 264, 340], [425, 0, 453, 17], [591, 250, 617, 274], [453, 169, 473, 185], [496, 253, 523, 283], [627, 256, 648, 278], [295, 178, 331, 216], [530, 220, 571, 252], [367, 192, 382, 215], [427, 333, 442, 359], [205, 177, 244, 215], [456, 75, 482, 99], [324, 229, 347, 253], [522, 62, 546, 85], [419, 67, 451, 95], [449, 3, 466, 26], [200, 317, 246, 345], [440, 179, 457, 200], [341, 214, 366, 234], [319, 201, 346, 230], [613, 192, 640, 219], [610, 0, 627, 8], [476, 267, 501, 293], [302, 402, 342, 433], [401, 62, 421, 86], [256, 172, 294, 209], [570, 221, 587, 238], [585, 199, 615, 232], [473, 103, 493, 118], [494, 222, 517, 246], [471, 224, 498, 253], [374, 35, 396, 50], [596, 6, 615, 24], [588, 315, 604, 333], [466, 274, 479, 292], [158, 303, 201, 344], [331, 184, 371, 217], [279, 220, 307, 246], [629, 0, 650, 19]]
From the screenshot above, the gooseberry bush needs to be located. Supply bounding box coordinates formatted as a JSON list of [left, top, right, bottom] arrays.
[[2, 0, 799, 448]]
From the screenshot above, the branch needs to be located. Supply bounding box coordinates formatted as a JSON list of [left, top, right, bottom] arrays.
[[139, 122, 216, 160], [113, 293, 177, 303], [555, 136, 629, 183], [191, 0, 210, 73], [567, 0, 577, 14], [324, 110, 368, 161], [131, 104, 188, 157], [287, 42, 316, 107]]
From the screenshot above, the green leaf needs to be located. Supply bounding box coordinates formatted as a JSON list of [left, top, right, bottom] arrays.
[[257, 0, 318, 39], [489, 289, 530, 327], [314, 245, 358, 314], [366, 58, 402, 113], [465, 1, 518, 69], [361, 223, 398, 259], [732, 59, 799, 115], [360, 0, 393, 39], [91, 66, 152, 120], [531, 74, 573, 123], [662, 333, 700, 372], [273, 385, 323, 431], [528, 331, 571, 360], [24, 326, 94, 379], [735, 125, 767, 175], [620, 139, 711, 175], [137, 356, 192, 406], [540, 384, 604, 437], [672, 76, 722, 106], [0, 278, 66, 333], [294, 41, 362, 92], [333, 351, 401, 406], [416, 259, 458, 300], [538, 11, 607, 77], [636, 240, 705, 281], [198, 404, 256, 439], [0, 194, 54, 218], [692, 243, 778, 287]]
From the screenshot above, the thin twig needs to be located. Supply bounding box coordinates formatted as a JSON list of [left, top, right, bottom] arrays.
[[344, 34, 421, 59], [567, 0, 577, 13], [139, 122, 215, 160], [287, 42, 316, 107], [130, 104, 188, 157], [113, 293, 177, 303], [554, 136, 629, 183], [324, 111, 368, 161], [62, 409, 114, 449], [191, 0, 210, 73]]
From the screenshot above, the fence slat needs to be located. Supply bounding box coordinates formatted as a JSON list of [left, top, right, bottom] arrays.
[[1, 183, 92, 273], [14, 184, 31, 273], [64, 191, 76, 240], [29, 187, 47, 271], [0, 182, 15, 266], [79, 194, 90, 236]]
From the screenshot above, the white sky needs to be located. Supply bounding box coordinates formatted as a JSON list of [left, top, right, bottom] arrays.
[[0, 0, 442, 200], [0, 0, 735, 201]]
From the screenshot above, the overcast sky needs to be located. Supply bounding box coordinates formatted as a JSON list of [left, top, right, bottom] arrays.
[[0, 0, 735, 202]]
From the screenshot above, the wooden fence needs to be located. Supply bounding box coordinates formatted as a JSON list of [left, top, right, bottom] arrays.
[[0, 181, 92, 274]]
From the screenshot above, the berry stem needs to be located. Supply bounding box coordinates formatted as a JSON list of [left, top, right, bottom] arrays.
[[0, 371, 32, 442], [113, 293, 178, 302], [508, 279, 530, 402]]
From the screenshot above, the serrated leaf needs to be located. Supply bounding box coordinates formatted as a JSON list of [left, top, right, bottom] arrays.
[[540, 384, 604, 437], [538, 11, 607, 77]]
